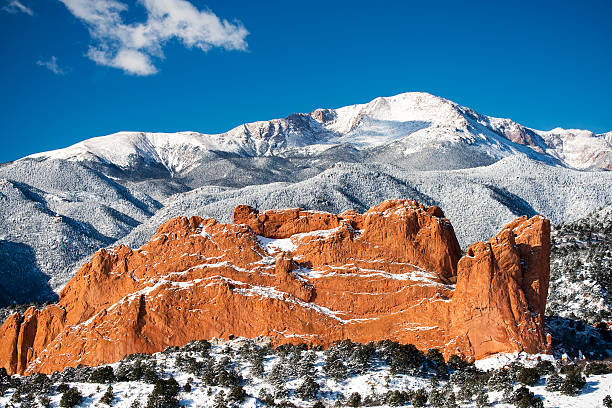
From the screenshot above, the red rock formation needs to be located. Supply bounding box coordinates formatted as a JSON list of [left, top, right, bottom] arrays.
[[0, 199, 551, 375]]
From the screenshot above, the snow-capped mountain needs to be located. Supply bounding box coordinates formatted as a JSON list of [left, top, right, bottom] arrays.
[[24, 92, 612, 173]]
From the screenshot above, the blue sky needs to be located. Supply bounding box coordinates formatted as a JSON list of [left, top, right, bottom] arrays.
[[1, 0, 611, 163]]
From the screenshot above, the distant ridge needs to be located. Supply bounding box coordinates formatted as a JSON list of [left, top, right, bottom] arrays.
[[25, 92, 612, 172]]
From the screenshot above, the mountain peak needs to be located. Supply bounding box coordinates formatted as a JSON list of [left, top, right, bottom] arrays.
[[21, 92, 612, 172]]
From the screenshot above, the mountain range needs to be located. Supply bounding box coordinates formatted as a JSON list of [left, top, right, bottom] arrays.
[[1, 91, 611, 307]]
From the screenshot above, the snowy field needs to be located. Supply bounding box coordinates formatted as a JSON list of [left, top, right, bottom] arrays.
[[1, 339, 611, 408]]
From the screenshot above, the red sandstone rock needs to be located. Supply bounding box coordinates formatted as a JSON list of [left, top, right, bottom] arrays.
[[0, 199, 551, 375]]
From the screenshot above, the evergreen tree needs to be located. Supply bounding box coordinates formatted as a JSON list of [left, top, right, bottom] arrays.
[[227, 385, 248, 405], [347, 392, 362, 407], [560, 369, 586, 396], [510, 386, 544, 408], [475, 390, 489, 408], [258, 388, 275, 406], [146, 376, 180, 408], [323, 351, 347, 382], [38, 395, 52, 408], [517, 367, 540, 386], [412, 388, 428, 407], [545, 372, 564, 392], [183, 377, 193, 393], [443, 393, 459, 408], [100, 385, 115, 406], [295, 375, 320, 400], [60, 387, 83, 408], [89, 366, 116, 384], [488, 369, 514, 392], [429, 388, 445, 407], [212, 390, 226, 408]]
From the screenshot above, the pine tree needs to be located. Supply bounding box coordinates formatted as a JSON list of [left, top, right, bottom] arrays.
[[296, 375, 320, 401], [517, 367, 540, 386], [545, 372, 563, 392], [323, 351, 347, 382], [100, 385, 115, 406], [429, 388, 445, 407], [347, 392, 362, 407], [475, 390, 489, 408], [412, 388, 428, 407], [560, 369, 586, 396], [60, 387, 83, 408], [443, 393, 459, 408], [212, 390, 226, 408], [227, 385, 248, 404]]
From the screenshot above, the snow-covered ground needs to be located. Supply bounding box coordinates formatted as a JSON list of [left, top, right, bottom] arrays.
[[1, 339, 611, 408]]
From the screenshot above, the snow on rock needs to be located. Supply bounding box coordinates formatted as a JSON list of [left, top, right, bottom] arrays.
[[0, 199, 552, 376]]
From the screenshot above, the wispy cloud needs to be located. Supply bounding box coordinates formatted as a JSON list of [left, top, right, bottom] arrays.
[[37, 56, 66, 75], [2, 0, 33, 15], [58, 0, 249, 76]]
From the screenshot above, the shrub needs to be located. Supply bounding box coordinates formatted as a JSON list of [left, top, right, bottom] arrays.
[[443, 393, 459, 408], [295, 376, 320, 400], [545, 372, 564, 392], [212, 390, 226, 408], [384, 390, 411, 407], [227, 385, 248, 404], [412, 388, 428, 407], [38, 395, 52, 408], [100, 385, 114, 406], [475, 390, 489, 407], [517, 367, 540, 386], [346, 343, 375, 375], [510, 386, 544, 408], [56, 383, 69, 393], [60, 387, 83, 408], [183, 377, 193, 393], [347, 392, 362, 407], [429, 388, 445, 407], [182, 339, 211, 355], [585, 362, 612, 376], [258, 388, 275, 406], [323, 351, 347, 381], [389, 344, 425, 375], [146, 376, 180, 408], [89, 366, 116, 384], [560, 369, 586, 396], [488, 369, 514, 392], [447, 354, 469, 371], [535, 360, 555, 375], [604, 395, 612, 408]]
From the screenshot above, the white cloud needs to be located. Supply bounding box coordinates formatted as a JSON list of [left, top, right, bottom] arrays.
[[3, 0, 33, 15], [36, 56, 66, 75], [58, 0, 249, 76]]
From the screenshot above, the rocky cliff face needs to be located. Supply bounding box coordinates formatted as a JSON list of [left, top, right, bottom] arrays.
[[0, 199, 551, 375]]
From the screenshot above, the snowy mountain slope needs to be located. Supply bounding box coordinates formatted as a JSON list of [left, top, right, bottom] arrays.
[[22, 92, 612, 173], [0, 160, 162, 305], [117, 156, 612, 254], [547, 205, 612, 323], [536, 128, 612, 170]]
